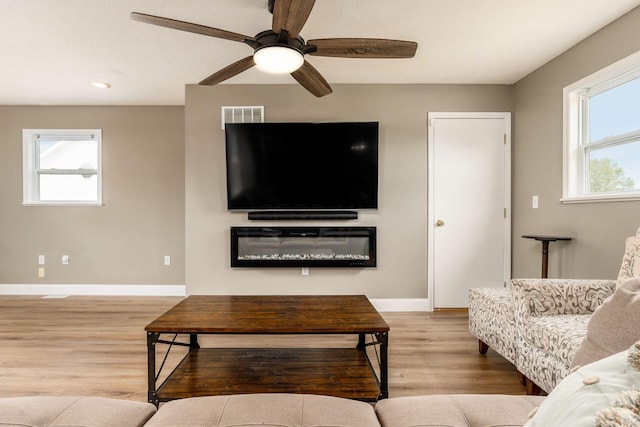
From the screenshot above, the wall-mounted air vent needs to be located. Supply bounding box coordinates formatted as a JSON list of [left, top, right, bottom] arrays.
[[221, 106, 264, 130]]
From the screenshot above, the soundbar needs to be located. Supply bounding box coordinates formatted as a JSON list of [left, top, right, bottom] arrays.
[[247, 211, 358, 221]]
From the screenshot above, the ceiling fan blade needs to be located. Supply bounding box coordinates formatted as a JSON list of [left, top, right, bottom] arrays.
[[199, 56, 256, 85], [291, 60, 332, 97], [131, 12, 255, 43], [272, 0, 316, 38], [307, 38, 418, 58]]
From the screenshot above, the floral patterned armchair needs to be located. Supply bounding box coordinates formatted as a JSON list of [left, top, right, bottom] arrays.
[[512, 228, 640, 394], [469, 228, 640, 394], [511, 278, 615, 393]]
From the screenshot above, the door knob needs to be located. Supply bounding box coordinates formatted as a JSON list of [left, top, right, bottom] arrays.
[[435, 220, 445, 227]]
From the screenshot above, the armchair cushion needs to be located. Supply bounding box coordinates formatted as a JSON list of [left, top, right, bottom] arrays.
[[572, 277, 640, 368], [525, 314, 590, 363]]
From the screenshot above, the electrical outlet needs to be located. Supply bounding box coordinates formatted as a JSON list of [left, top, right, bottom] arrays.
[[532, 195, 539, 209], [164, 255, 171, 266], [38, 267, 45, 278], [38, 255, 45, 265], [302, 267, 309, 276], [61, 255, 69, 265]]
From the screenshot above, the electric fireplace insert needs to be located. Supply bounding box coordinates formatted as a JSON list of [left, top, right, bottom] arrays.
[[231, 226, 377, 268]]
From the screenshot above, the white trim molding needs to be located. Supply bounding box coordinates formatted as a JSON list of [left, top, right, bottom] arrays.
[[369, 298, 431, 312], [0, 284, 186, 297], [0, 286, 431, 311]]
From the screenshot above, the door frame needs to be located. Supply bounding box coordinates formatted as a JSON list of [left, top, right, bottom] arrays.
[[426, 112, 512, 310]]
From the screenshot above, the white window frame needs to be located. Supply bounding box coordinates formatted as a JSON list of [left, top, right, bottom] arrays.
[[23, 129, 103, 206], [562, 51, 640, 203]]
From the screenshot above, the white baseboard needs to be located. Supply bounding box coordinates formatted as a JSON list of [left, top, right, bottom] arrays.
[[369, 298, 431, 312], [0, 286, 430, 311], [0, 284, 186, 297]]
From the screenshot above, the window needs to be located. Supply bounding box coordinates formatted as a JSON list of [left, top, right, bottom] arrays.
[[23, 129, 102, 205], [563, 52, 640, 202]]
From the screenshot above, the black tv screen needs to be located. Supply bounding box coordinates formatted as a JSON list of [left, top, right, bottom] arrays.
[[225, 122, 378, 210]]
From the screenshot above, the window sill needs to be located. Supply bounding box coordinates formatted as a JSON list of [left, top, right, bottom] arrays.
[[561, 194, 640, 204], [22, 202, 103, 207]]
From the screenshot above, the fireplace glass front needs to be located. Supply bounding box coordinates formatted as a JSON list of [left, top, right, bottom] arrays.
[[231, 226, 376, 268]]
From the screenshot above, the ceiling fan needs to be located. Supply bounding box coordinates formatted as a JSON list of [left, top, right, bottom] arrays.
[[131, 0, 418, 97]]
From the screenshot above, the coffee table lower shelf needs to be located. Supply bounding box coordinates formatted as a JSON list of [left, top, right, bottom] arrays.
[[155, 347, 381, 402]]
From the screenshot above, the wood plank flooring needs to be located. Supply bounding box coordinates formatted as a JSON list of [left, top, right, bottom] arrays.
[[0, 296, 525, 402]]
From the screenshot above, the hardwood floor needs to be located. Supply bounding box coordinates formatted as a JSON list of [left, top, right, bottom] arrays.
[[0, 296, 525, 402]]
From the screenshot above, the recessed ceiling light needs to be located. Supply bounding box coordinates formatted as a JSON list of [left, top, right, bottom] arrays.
[[91, 81, 111, 89]]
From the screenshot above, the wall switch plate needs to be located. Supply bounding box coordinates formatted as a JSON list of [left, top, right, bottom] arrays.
[[302, 267, 309, 276], [38, 255, 45, 265], [38, 267, 45, 278], [164, 255, 171, 266], [61, 255, 69, 265], [532, 195, 539, 209]]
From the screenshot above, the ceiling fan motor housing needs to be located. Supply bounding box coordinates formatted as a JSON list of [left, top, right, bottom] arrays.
[[247, 30, 317, 56]]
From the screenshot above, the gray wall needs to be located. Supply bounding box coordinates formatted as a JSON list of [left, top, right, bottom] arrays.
[[185, 84, 512, 297], [2, 6, 639, 295], [0, 106, 185, 285], [512, 7, 640, 279]]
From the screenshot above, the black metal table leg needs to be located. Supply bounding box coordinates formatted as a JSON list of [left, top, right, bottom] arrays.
[[376, 331, 389, 399], [357, 333, 366, 350], [189, 333, 200, 350], [147, 332, 160, 407]]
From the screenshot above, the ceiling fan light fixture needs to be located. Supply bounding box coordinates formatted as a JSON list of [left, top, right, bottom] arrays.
[[254, 45, 304, 74], [91, 81, 111, 89]]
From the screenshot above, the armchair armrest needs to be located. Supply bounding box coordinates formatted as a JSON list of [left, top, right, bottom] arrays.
[[511, 278, 616, 319]]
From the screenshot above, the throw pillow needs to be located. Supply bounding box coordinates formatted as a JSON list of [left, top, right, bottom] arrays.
[[525, 340, 640, 427], [571, 277, 640, 368]]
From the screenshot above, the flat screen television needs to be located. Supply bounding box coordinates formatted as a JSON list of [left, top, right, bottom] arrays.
[[225, 122, 378, 210]]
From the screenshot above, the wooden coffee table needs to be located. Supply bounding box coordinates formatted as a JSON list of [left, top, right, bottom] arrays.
[[145, 295, 390, 406]]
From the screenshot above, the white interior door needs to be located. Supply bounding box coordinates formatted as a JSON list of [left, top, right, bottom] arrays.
[[427, 113, 511, 309]]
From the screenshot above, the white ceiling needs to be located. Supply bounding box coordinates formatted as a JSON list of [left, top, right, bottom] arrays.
[[2, 0, 639, 105]]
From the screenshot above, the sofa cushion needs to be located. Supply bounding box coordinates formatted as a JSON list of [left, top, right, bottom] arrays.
[[525, 341, 640, 427], [375, 394, 544, 427], [572, 277, 640, 368], [0, 396, 156, 427], [524, 314, 590, 363], [145, 394, 380, 427]]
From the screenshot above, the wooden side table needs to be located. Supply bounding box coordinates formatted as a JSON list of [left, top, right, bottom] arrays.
[[522, 235, 572, 278]]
